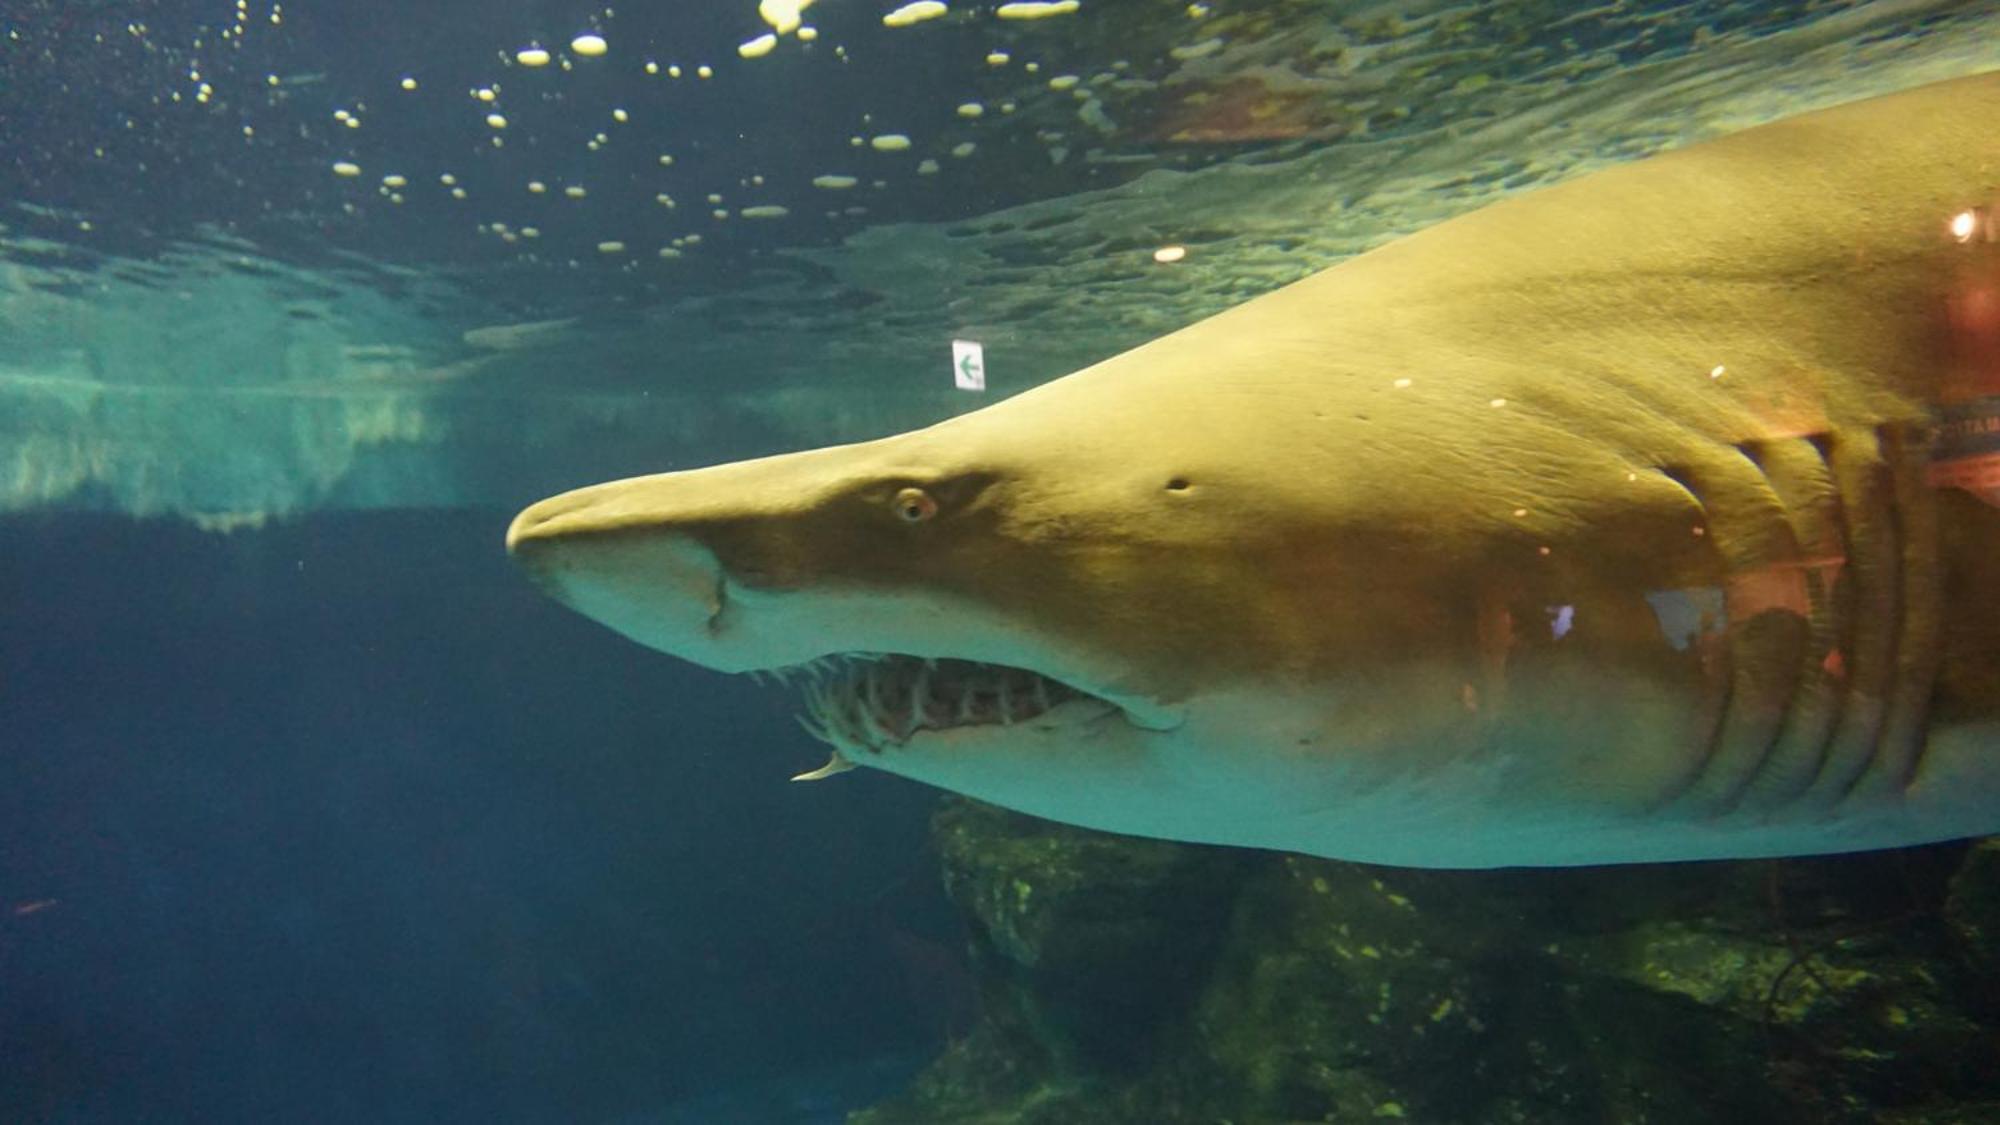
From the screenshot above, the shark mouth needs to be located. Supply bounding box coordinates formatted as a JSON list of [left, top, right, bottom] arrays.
[[761, 653, 1113, 756]]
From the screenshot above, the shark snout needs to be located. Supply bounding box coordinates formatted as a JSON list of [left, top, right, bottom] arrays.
[[504, 475, 773, 669], [504, 476, 704, 557], [506, 496, 569, 558], [506, 485, 633, 613]]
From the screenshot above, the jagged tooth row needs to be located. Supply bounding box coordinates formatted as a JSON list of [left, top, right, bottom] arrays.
[[792, 653, 1084, 750], [799, 665, 870, 755], [794, 711, 830, 743], [858, 663, 897, 746]]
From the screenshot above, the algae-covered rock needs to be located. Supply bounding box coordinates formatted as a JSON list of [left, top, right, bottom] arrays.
[[856, 804, 2000, 1125], [1945, 838, 2000, 1014], [855, 799, 1251, 1124], [934, 799, 1248, 1070]]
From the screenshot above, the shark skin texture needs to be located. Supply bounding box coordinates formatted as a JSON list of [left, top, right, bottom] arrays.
[[509, 72, 2000, 868]]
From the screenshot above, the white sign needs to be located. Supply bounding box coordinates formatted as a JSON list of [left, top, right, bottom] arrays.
[[951, 338, 985, 391]]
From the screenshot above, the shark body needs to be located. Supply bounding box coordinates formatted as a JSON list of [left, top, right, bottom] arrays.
[[510, 73, 2000, 867]]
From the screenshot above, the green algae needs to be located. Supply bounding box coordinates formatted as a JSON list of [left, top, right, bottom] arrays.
[[856, 800, 2000, 1124]]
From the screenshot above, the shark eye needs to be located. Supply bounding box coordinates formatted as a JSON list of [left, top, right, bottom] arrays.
[[893, 487, 938, 524]]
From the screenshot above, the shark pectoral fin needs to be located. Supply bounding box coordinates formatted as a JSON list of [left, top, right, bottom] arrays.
[[791, 749, 856, 782]]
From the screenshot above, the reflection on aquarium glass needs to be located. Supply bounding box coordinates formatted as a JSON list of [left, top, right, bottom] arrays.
[[3, 2, 1999, 1122]]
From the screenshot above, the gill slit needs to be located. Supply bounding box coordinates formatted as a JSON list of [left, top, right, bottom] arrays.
[[1652, 422, 1940, 821]]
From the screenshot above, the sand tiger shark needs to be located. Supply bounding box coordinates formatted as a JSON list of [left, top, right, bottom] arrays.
[[508, 73, 2000, 867]]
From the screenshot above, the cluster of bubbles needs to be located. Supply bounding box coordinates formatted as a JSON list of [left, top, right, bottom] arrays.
[[2, 0, 1210, 288], [308, 1, 1200, 276], [308, 0, 1195, 274]]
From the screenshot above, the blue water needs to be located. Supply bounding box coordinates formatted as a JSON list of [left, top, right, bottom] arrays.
[[0, 513, 966, 1122]]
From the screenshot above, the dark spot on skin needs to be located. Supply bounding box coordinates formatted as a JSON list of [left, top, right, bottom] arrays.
[[1166, 478, 1191, 492]]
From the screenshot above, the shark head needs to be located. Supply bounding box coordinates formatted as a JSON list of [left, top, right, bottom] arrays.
[[503, 377, 1522, 852]]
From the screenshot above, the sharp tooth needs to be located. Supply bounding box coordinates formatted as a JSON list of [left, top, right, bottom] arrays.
[[831, 668, 865, 744], [997, 677, 1015, 725], [957, 682, 978, 724], [795, 711, 832, 744], [1032, 676, 1052, 714], [842, 715, 869, 753], [805, 679, 842, 740], [909, 664, 931, 737], [859, 673, 898, 745], [791, 749, 856, 781], [863, 663, 884, 720], [825, 696, 862, 755]]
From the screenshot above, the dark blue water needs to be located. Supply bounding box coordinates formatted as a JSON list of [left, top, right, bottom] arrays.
[[0, 511, 967, 1122]]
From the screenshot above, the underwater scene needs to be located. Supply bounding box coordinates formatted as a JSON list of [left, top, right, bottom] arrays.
[[5, 1, 2000, 1122]]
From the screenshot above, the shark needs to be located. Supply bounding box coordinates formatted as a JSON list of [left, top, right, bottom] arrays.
[[507, 72, 2000, 868]]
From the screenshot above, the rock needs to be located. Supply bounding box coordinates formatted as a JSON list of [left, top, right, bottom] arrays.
[[1945, 837, 2000, 1013], [857, 805, 2000, 1124]]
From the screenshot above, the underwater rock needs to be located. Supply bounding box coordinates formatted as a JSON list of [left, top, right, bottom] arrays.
[[927, 798, 1248, 1075], [856, 802, 2000, 1124], [1946, 838, 2000, 1014]]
